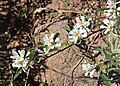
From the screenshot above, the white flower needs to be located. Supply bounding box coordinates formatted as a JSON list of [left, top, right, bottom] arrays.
[[10, 50, 29, 62], [68, 27, 87, 44], [10, 50, 34, 72], [34, 7, 46, 14], [74, 16, 91, 32], [104, 9, 116, 19], [82, 61, 96, 78], [82, 61, 92, 72], [100, 19, 115, 34], [69, 16, 91, 44], [107, 0, 116, 9], [43, 33, 61, 49], [80, 16, 91, 28], [43, 33, 54, 47], [117, 6, 120, 16], [106, 0, 120, 9], [104, 0, 120, 19], [37, 48, 49, 56]]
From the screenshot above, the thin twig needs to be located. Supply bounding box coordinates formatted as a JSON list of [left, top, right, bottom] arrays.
[[42, 44, 74, 61]]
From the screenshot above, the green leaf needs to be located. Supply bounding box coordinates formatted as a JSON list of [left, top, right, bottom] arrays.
[[96, 24, 104, 27], [107, 68, 120, 73], [38, 44, 46, 48], [94, 46, 112, 59], [64, 3, 69, 7], [14, 68, 22, 80], [100, 73, 112, 86], [114, 49, 120, 53], [45, 45, 50, 51], [10, 80, 13, 86], [98, 8, 110, 11], [98, 48, 106, 57], [92, 46, 107, 57], [112, 38, 116, 50], [104, 49, 112, 58], [62, 26, 71, 33], [39, 83, 44, 86], [29, 48, 35, 59], [114, 16, 120, 35], [77, 39, 86, 45], [36, 56, 42, 63]]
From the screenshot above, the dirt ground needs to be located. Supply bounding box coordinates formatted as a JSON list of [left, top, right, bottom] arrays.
[[0, 0, 106, 86]]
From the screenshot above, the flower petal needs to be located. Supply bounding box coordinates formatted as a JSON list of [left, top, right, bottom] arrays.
[[10, 56, 17, 59], [85, 21, 90, 27], [55, 43, 61, 48], [79, 28, 87, 37], [12, 50, 19, 57], [103, 19, 110, 26], [75, 17, 81, 23], [100, 25, 107, 29], [38, 49, 43, 53], [30, 61, 34, 68], [55, 37, 60, 42], [18, 50, 25, 58], [74, 23, 80, 29], [81, 16, 85, 22], [22, 67, 28, 72], [50, 33, 55, 39], [26, 51, 30, 57], [104, 29, 110, 34], [90, 69, 96, 78], [84, 71, 89, 76]]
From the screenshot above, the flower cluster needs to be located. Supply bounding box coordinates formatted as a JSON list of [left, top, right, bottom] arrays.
[[106, 0, 117, 9], [43, 33, 61, 50], [100, 0, 120, 35], [68, 16, 91, 44], [10, 33, 62, 72], [10, 50, 34, 72], [81, 61, 96, 78], [104, 0, 120, 19], [9, 0, 120, 82]]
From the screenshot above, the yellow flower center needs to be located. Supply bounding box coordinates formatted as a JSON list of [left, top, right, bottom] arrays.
[[107, 25, 112, 30], [86, 65, 90, 70], [111, 3, 116, 8], [19, 61, 24, 65], [75, 32, 80, 37], [17, 56, 22, 60], [81, 22, 85, 26]]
